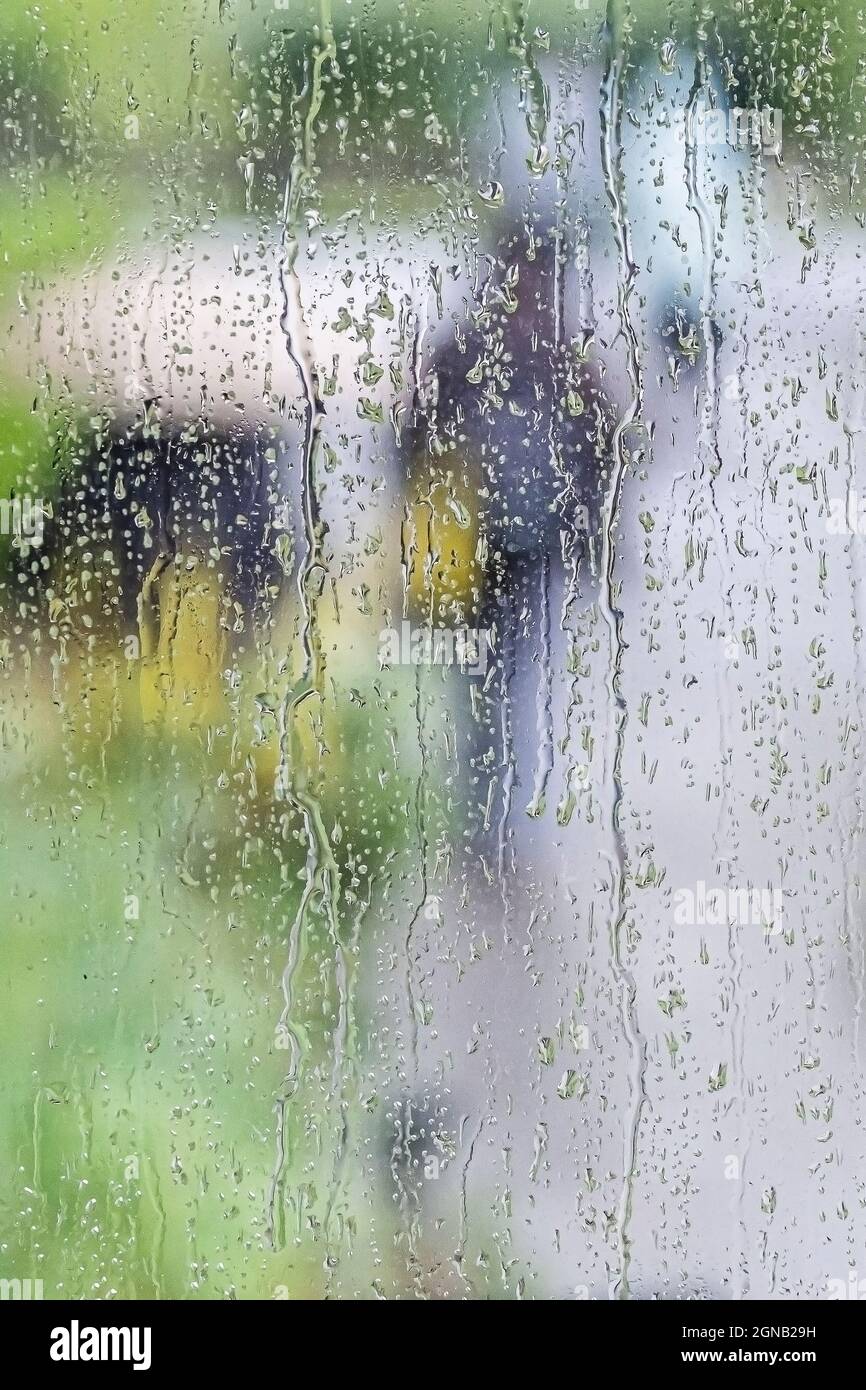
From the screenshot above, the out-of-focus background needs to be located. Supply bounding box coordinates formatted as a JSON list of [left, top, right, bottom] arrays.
[[1, 0, 866, 1299]]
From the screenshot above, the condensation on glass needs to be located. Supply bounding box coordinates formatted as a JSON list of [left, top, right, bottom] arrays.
[[0, 0, 862, 1300]]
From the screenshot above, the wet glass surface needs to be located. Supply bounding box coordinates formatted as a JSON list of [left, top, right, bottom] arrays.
[[1, 0, 865, 1300]]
